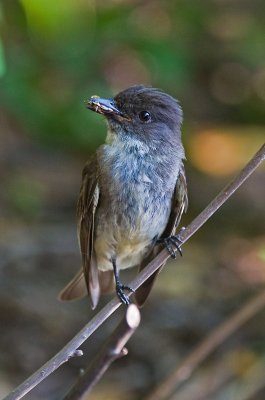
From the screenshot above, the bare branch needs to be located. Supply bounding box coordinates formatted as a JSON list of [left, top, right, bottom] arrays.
[[3, 143, 264, 400], [63, 304, 141, 400], [145, 289, 265, 400]]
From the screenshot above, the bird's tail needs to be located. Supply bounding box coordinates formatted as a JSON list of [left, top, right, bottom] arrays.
[[58, 269, 114, 306]]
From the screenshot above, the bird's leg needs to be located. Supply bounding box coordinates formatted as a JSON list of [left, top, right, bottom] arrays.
[[157, 227, 186, 259], [112, 257, 134, 305]]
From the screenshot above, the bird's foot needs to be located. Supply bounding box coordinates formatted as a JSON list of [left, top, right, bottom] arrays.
[[116, 282, 135, 305], [157, 228, 185, 259]]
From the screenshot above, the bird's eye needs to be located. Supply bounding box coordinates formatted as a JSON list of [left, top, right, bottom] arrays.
[[139, 111, 151, 122]]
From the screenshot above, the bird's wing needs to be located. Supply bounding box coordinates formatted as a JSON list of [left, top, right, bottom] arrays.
[[59, 156, 114, 309], [163, 162, 188, 237], [58, 156, 99, 308], [135, 162, 188, 307], [77, 158, 100, 309]]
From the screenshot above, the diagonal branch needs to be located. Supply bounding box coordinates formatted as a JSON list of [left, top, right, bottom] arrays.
[[3, 143, 264, 400]]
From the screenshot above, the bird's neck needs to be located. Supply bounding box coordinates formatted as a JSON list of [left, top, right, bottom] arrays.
[[97, 129, 184, 187], [105, 128, 150, 156]]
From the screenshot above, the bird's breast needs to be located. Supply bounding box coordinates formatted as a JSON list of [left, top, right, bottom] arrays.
[[99, 175, 171, 232], [94, 143, 179, 270]]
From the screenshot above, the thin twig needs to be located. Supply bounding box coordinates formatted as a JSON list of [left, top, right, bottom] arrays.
[[201, 356, 265, 400], [63, 304, 141, 400], [3, 143, 264, 400], [145, 289, 265, 400], [171, 355, 235, 400]]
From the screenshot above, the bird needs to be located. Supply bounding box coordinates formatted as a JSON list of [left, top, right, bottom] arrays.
[[59, 85, 188, 309]]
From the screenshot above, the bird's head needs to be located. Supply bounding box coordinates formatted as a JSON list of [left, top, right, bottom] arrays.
[[86, 85, 183, 148]]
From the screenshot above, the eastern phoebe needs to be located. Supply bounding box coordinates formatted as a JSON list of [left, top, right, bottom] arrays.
[[59, 85, 188, 309]]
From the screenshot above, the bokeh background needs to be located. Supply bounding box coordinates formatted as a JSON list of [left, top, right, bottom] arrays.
[[0, 1, 265, 399]]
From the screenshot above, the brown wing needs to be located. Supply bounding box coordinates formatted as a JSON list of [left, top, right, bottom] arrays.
[[77, 158, 100, 309], [135, 162, 188, 307], [163, 162, 188, 237], [59, 156, 99, 308], [59, 156, 114, 308]]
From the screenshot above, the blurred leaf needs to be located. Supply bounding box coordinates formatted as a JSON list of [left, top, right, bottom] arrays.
[[189, 127, 265, 176], [258, 246, 265, 263], [20, 0, 95, 42], [0, 37, 6, 77]]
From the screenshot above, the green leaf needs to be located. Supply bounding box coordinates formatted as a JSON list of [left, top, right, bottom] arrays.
[[0, 37, 6, 77]]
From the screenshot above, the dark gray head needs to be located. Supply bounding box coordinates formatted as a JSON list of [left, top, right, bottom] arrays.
[[87, 85, 183, 148]]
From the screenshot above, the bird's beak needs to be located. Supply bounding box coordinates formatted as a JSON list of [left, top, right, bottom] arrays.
[[86, 96, 130, 121]]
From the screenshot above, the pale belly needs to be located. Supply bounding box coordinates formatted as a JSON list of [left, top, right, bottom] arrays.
[[94, 233, 152, 272], [94, 202, 170, 272]]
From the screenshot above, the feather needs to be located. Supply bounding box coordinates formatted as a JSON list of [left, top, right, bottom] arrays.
[[77, 157, 101, 309], [58, 269, 87, 301], [59, 157, 100, 308]]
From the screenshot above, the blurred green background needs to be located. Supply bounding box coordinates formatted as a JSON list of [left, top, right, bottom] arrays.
[[0, 1, 264, 399]]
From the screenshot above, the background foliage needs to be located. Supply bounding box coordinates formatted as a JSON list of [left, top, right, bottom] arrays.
[[0, 1, 264, 399]]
